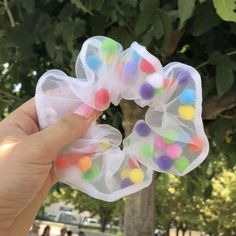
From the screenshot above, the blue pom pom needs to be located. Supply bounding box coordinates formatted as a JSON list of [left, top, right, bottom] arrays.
[[180, 89, 196, 105], [132, 50, 141, 62], [86, 55, 102, 71]]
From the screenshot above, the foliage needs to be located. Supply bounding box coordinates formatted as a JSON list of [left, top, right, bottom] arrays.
[[0, 0, 236, 235], [201, 167, 236, 235]]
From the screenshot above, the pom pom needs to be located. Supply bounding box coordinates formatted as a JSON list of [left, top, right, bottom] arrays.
[[132, 50, 141, 62], [86, 55, 102, 71], [163, 78, 175, 90], [128, 159, 142, 169], [140, 58, 155, 74], [155, 87, 163, 96], [129, 168, 144, 184], [95, 88, 110, 110], [154, 136, 166, 150], [155, 155, 172, 171], [84, 164, 101, 182], [124, 61, 138, 76], [99, 142, 110, 150], [140, 143, 153, 158], [166, 144, 182, 159], [174, 156, 189, 172], [55, 156, 69, 170], [121, 179, 133, 188], [180, 89, 196, 105], [77, 156, 92, 172], [162, 129, 179, 144], [140, 83, 155, 100], [178, 105, 195, 120], [176, 71, 191, 85], [102, 38, 117, 54], [135, 121, 151, 137], [120, 169, 130, 179], [146, 72, 164, 89], [188, 136, 203, 152]]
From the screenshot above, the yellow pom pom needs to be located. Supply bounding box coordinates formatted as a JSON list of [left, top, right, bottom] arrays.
[[99, 142, 110, 150], [120, 169, 130, 179], [129, 168, 144, 184], [178, 105, 195, 120]]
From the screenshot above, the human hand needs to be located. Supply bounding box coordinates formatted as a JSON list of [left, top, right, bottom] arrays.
[[0, 98, 97, 236]]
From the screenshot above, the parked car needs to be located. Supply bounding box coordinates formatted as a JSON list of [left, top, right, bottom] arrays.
[[55, 211, 79, 225], [83, 218, 100, 228]]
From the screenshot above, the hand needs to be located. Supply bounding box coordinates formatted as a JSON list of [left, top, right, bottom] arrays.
[[0, 98, 96, 236]]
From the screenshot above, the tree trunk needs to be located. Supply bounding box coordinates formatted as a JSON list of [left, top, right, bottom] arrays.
[[166, 227, 170, 236], [120, 101, 155, 236]]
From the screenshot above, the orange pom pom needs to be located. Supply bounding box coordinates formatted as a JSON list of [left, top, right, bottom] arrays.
[[77, 156, 92, 172]]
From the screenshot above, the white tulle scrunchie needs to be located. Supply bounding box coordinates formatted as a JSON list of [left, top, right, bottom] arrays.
[[35, 36, 209, 201]]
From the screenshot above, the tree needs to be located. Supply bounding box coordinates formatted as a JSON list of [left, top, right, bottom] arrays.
[[0, 1, 236, 236]]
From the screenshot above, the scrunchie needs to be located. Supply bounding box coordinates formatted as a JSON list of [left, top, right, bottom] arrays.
[[35, 36, 209, 201]]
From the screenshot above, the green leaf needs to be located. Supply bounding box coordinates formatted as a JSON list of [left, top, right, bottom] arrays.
[[135, 13, 153, 35], [192, 1, 220, 36], [213, 0, 236, 23], [199, 0, 207, 3], [178, 0, 195, 29], [62, 24, 74, 52], [135, 0, 160, 36], [22, 0, 35, 13], [70, 0, 93, 15], [216, 63, 234, 97], [45, 29, 55, 58], [140, 0, 159, 12], [210, 52, 235, 96], [73, 18, 86, 38], [153, 13, 164, 40]]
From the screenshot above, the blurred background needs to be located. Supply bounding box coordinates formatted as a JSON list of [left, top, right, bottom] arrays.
[[0, 0, 236, 236]]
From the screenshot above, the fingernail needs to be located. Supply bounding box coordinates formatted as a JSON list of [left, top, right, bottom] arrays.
[[74, 103, 96, 118]]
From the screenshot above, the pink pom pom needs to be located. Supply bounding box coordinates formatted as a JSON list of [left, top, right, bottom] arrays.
[[166, 144, 182, 159], [154, 136, 166, 150]]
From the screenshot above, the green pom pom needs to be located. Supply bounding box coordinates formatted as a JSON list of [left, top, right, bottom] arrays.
[[102, 38, 117, 54], [163, 129, 179, 144], [174, 156, 189, 172], [84, 164, 101, 182], [139, 143, 153, 158], [155, 87, 163, 96]]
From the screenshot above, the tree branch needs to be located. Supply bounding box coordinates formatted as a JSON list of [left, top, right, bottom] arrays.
[[203, 91, 236, 120], [0, 89, 21, 101], [3, 0, 16, 27], [196, 50, 236, 69]]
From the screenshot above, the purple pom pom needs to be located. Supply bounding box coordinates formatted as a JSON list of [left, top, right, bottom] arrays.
[[140, 83, 154, 100], [155, 155, 172, 171], [176, 71, 191, 85], [124, 61, 138, 76], [121, 179, 133, 188], [135, 122, 151, 137]]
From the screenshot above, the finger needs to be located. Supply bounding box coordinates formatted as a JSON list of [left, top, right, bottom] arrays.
[[0, 98, 39, 136], [24, 110, 96, 161]]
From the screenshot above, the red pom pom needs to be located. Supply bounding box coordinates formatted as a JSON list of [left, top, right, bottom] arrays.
[[95, 88, 110, 110], [55, 156, 69, 170], [188, 136, 203, 152], [140, 59, 155, 74], [128, 159, 142, 169]]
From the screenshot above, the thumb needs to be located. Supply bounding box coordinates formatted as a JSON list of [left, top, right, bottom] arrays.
[[24, 105, 96, 161]]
